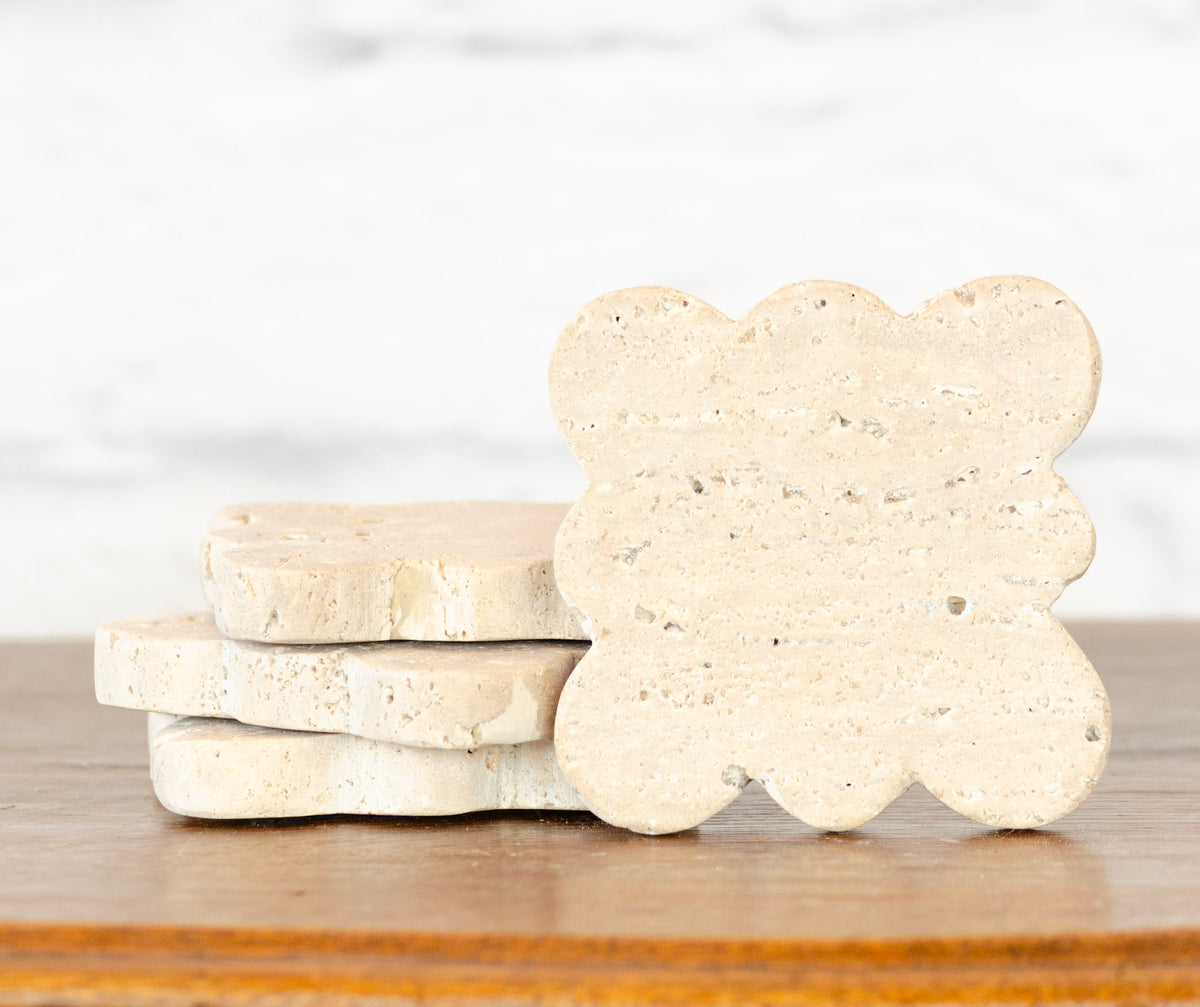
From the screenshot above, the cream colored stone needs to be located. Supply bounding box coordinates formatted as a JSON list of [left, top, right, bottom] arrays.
[[549, 277, 1109, 834], [201, 501, 584, 643], [95, 613, 584, 748], [146, 713, 586, 819]]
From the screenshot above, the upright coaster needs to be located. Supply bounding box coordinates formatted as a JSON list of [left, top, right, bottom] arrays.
[[549, 277, 1109, 834], [202, 501, 584, 643], [147, 714, 587, 819], [96, 613, 585, 748]]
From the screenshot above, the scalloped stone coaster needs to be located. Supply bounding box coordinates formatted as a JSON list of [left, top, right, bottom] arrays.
[[96, 613, 585, 748], [147, 714, 586, 819], [549, 277, 1109, 834], [202, 501, 584, 644]]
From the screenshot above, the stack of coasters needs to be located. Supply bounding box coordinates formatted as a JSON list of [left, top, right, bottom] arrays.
[[95, 502, 590, 818]]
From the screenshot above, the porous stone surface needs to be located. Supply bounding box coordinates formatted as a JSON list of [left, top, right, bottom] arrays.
[[96, 613, 584, 748], [202, 501, 584, 643], [549, 277, 1110, 834], [147, 713, 586, 819]]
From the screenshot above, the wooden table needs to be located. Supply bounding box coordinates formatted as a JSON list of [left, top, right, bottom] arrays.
[[1, 623, 1198, 1005]]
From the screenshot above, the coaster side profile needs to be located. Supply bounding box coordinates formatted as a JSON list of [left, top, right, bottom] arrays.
[[97, 613, 585, 748], [147, 714, 587, 819], [201, 501, 585, 643]]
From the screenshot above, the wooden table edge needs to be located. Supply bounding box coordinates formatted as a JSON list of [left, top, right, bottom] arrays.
[[2, 922, 1199, 1006]]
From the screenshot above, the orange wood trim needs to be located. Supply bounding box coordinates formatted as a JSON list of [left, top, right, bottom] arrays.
[[3, 923, 1199, 1005]]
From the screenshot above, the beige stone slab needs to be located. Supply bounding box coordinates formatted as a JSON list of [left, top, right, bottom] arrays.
[[96, 613, 584, 748], [147, 713, 587, 819], [201, 501, 585, 643], [549, 277, 1109, 834]]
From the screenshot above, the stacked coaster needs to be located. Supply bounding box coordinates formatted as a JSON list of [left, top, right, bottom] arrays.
[[95, 502, 590, 818]]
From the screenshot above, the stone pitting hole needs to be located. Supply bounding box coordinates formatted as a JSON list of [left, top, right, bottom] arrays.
[[1085, 724, 1102, 743], [614, 539, 650, 566], [722, 765, 750, 788], [946, 465, 981, 488], [947, 596, 967, 615]]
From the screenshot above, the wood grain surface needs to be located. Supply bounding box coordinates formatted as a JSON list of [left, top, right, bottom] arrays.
[[1, 623, 1198, 1005]]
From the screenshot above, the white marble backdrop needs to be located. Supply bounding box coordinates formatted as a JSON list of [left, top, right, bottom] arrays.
[[1, 0, 1197, 635]]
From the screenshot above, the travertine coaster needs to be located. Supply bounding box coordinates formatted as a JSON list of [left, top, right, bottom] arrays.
[[147, 713, 586, 819], [549, 277, 1109, 834], [202, 501, 584, 643], [96, 613, 584, 748]]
